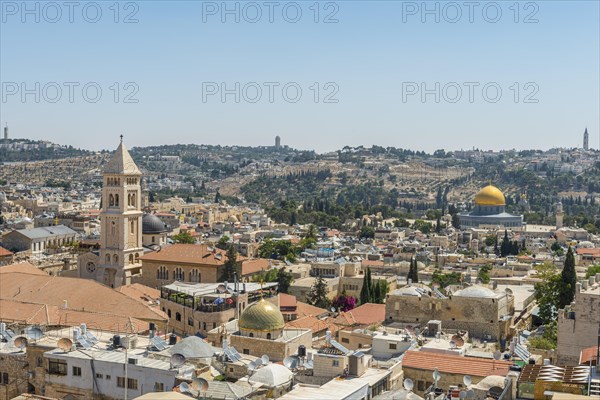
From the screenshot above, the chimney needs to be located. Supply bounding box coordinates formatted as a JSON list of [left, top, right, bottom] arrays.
[[325, 331, 332, 344], [80, 323, 87, 335]]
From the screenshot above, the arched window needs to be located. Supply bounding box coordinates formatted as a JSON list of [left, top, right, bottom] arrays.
[[152, 236, 156, 243], [174, 268, 184, 281], [132, 193, 136, 206], [130, 220, 135, 234], [105, 254, 111, 264], [111, 221, 116, 236], [167, 309, 171, 318], [266, 333, 272, 340], [113, 254, 118, 264], [175, 312, 181, 321], [114, 194, 119, 206], [189, 269, 200, 283], [249, 332, 254, 338], [158, 266, 168, 280], [127, 194, 131, 206], [109, 194, 114, 207], [129, 254, 134, 264], [135, 253, 140, 263]]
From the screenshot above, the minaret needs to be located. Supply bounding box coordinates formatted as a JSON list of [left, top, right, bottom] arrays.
[[97, 136, 144, 288], [555, 201, 564, 229], [3, 123, 7, 140], [583, 127, 589, 150]]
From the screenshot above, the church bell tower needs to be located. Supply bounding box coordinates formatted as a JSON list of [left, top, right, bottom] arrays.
[[97, 136, 143, 288]]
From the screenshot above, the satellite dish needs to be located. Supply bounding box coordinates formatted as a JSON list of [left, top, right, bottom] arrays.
[[463, 375, 472, 386], [217, 284, 227, 293], [261, 354, 269, 364], [179, 382, 190, 393], [331, 307, 336, 313], [433, 369, 442, 382], [449, 340, 457, 349], [192, 377, 209, 392], [403, 378, 414, 391], [493, 350, 502, 360], [26, 326, 44, 340], [451, 335, 465, 347], [170, 353, 186, 368], [254, 358, 263, 367], [466, 389, 475, 398], [57, 338, 73, 352], [459, 391, 467, 399], [283, 356, 295, 369], [14, 336, 28, 349], [247, 361, 257, 372]]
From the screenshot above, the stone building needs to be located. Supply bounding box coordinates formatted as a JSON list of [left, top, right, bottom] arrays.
[[78, 138, 144, 288], [557, 274, 600, 365], [141, 213, 169, 247], [228, 298, 312, 362], [458, 185, 523, 229], [1, 225, 77, 255], [385, 284, 515, 342], [158, 281, 276, 337]]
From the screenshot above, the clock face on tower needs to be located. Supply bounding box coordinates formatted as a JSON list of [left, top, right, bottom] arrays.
[[86, 262, 96, 273]]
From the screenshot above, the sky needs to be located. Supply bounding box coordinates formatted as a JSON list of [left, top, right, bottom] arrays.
[[1, 0, 599, 153]]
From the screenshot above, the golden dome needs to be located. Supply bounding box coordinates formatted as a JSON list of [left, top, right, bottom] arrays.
[[239, 299, 285, 332], [474, 185, 506, 206]]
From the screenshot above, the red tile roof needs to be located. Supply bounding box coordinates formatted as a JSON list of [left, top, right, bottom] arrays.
[[140, 244, 247, 266], [0, 262, 46, 275], [0, 246, 13, 257], [402, 351, 511, 377], [577, 248, 600, 257], [334, 303, 385, 327], [579, 346, 599, 365], [241, 258, 270, 276]]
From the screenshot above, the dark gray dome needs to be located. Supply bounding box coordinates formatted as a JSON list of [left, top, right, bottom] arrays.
[[142, 214, 168, 234]]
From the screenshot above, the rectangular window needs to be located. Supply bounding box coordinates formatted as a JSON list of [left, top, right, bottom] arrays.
[[243, 349, 250, 355], [341, 338, 349, 343], [389, 343, 397, 350], [48, 359, 68, 375], [72, 366, 82, 377], [117, 377, 125, 388], [154, 382, 164, 392], [96, 373, 103, 379], [1, 373, 8, 384], [332, 360, 339, 367], [417, 380, 425, 391], [127, 378, 138, 390], [106, 375, 111, 380]]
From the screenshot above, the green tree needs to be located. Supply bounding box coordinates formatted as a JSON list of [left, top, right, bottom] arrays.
[[359, 226, 375, 239], [534, 262, 562, 324], [172, 231, 195, 244], [216, 235, 230, 250], [585, 265, 600, 278], [559, 247, 577, 308], [478, 264, 492, 284], [360, 270, 371, 304], [220, 245, 240, 282], [276, 267, 294, 294], [412, 219, 433, 234], [307, 276, 331, 309]]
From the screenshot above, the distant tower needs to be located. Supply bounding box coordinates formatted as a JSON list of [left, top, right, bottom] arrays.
[[275, 135, 281, 149], [583, 127, 589, 150], [3, 124, 7, 140], [555, 201, 564, 229]]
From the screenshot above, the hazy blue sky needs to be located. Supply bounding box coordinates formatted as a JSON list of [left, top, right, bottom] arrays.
[[1, 0, 598, 152]]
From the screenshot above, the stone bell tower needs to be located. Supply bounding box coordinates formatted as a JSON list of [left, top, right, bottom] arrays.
[[97, 136, 143, 288]]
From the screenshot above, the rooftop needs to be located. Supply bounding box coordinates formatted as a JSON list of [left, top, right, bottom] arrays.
[[140, 244, 248, 266], [401, 350, 511, 377]]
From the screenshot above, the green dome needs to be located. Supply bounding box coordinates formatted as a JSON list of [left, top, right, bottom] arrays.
[[239, 299, 285, 332]]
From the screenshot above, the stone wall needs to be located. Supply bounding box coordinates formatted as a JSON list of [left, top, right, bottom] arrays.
[[229, 330, 312, 362], [0, 352, 29, 400], [140, 260, 223, 288], [385, 292, 512, 341]]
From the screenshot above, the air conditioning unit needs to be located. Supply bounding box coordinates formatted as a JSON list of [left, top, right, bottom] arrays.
[[128, 357, 139, 365]]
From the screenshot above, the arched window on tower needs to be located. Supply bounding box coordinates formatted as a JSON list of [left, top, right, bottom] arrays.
[[135, 253, 140, 263], [130, 220, 135, 234], [105, 254, 111, 264], [109, 194, 115, 207], [114, 194, 119, 206], [113, 254, 118, 264], [129, 254, 134, 264], [111, 221, 116, 236]]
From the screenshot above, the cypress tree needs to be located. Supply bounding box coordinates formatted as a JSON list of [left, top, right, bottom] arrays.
[[373, 280, 381, 303], [360, 271, 370, 305], [559, 247, 577, 308], [411, 258, 419, 283]]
